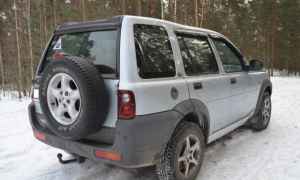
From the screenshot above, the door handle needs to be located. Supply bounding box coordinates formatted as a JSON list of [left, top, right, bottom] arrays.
[[193, 82, 203, 90], [230, 78, 237, 84]]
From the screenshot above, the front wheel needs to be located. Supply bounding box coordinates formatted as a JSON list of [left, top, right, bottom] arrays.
[[156, 122, 205, 180], [251, 91, 272, 131]]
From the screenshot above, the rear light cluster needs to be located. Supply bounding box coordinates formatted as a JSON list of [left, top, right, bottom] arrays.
[[52, 51, 65, 60], [34, 130, 46, 141], [118, 90, 135, 119]]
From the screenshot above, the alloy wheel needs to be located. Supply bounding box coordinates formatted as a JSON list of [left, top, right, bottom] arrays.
[[47, 73, 81, 125]]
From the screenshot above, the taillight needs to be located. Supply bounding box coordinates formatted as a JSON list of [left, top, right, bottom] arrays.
[[33, 130, 46, 141], [52, 51, 65, 60], [118, 90, 135, 119]]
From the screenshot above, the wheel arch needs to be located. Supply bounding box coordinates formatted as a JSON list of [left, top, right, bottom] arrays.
[[172, 99, 210, 143], [254, 78, 272, 115]]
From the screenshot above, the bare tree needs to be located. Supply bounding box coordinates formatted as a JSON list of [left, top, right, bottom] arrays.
[[0, 42, 4, 95], [200, 0, 205, 27], [81, 0, 87, 21], [43, 0, 48, 42], [149, 0, 156, 17], [39, 2, 44, 52], [161, 0, 165, 19], [13, 0, 23, 98], [270, 1, 278, 76], [122, 0, 126, 14], [173, 0, 177, 22], [53, 0, 57, 26], [27, 0, 34, 80], [137, 0, 142, 16], [195, 0, 199, 26]]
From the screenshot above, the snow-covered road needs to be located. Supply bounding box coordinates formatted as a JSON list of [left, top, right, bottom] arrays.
[[1, 77, 300, 180]]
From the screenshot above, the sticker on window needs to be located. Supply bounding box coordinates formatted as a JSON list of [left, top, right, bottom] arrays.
[[53, 38, 62, 50]]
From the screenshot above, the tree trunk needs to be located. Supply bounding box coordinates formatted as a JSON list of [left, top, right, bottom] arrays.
[[174, 0, 177, 22], [27, 0, 34, 81], [270, 1, 277, 77], [161, 0, 164, 19], [0, 43, 4, 95], [137, 0, 142, 16], [14, 0, 23, 99], [81, 0, 87, 21], [53, 0, 57, 26], [200, 0, 205, 27], [43, 0, 48, 44], [122, 0, 126, 14], [149, 0, 156, 17], [39, 1, 44, 52], [195, 0, 199, 26]]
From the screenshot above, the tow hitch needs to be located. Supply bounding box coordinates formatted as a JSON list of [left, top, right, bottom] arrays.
[[57, 153, 86, 164]]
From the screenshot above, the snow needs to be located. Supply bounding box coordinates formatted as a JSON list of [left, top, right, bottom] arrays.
[[1, 76, 300, 180]]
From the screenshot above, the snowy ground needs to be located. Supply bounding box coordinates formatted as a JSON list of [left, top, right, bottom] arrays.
[[1, 76, 300, 180]]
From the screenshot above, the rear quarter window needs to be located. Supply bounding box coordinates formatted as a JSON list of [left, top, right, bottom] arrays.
[[134, 24, 176, 79]]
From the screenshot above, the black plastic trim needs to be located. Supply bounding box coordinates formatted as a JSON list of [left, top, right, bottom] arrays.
[[28, 102, 183, 168], [172, 99, 210, 142], [254, 78, 272, 116], [55, 16, 123, 35]]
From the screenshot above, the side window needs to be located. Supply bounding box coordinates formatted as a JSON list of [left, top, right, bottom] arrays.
[[212, 39, 243, 73], [177, 34, 219, 76], [134, 24, 176, 79]]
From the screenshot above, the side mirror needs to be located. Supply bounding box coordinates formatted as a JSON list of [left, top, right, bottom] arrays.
[[248, 59, 264, 71]]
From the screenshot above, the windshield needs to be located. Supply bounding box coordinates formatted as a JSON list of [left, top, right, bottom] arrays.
[[45, 30, 118, 77]]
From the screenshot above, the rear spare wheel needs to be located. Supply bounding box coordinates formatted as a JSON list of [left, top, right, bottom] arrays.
[[39, 57, 109, 140]]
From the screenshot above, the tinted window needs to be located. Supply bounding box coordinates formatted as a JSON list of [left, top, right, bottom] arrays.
[[134, 24, 176, 79], [212, 39, 243, 73], [177, 34, 218, 75], [46, 30, 118, 76]]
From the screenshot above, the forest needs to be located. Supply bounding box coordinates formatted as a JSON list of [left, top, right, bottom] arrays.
[[0, 0, 299, 97]]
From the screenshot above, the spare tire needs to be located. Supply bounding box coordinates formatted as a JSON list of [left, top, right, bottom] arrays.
[[39, 57, 109, 140]]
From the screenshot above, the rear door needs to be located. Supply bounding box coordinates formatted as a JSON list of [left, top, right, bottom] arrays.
[[175, 33, 232, 133], [211, 38, 253, 122], [41, 30, 120, 127]]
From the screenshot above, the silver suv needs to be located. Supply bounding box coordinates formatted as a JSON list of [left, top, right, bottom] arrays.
[[29, 16, 272, 180]]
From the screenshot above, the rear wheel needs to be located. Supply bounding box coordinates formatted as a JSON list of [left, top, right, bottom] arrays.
[[156, 122, 205, 180], [251, 91, 272, 131]]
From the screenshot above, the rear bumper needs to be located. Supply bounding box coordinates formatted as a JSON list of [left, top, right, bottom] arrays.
[[28, 102, 182, 168]]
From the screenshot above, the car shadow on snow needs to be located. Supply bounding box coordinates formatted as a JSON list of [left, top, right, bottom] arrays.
[[74, 161, 157, 180], [68, 127, 254, 180]]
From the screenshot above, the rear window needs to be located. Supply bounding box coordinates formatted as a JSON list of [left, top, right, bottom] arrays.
[[45, 30, 118, 77]]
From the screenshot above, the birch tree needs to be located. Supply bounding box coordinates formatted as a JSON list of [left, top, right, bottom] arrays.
[[13, 0, 23, 98], [195, 0, 199, 26], [0, 42, 4, 95], [27, 0, 34, 80], [161, 0, 165, 19]]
